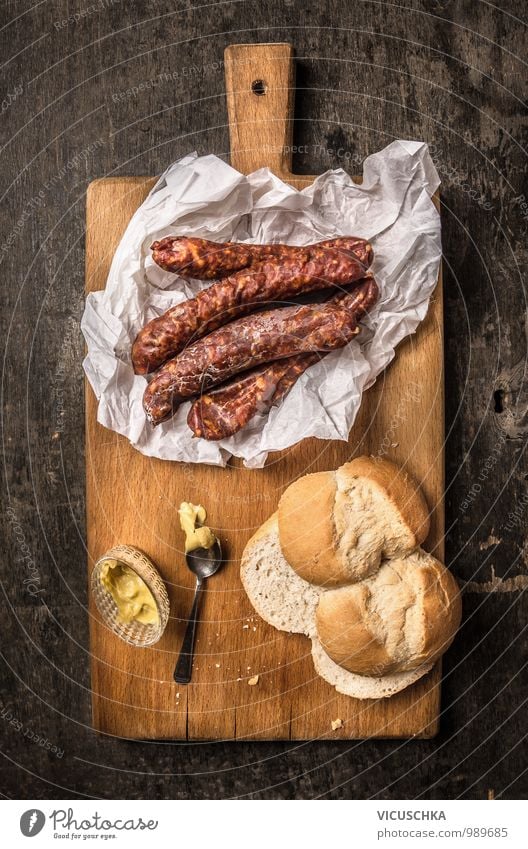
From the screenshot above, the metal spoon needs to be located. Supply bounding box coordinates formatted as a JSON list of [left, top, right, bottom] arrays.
[[173, 540, 223, 684]]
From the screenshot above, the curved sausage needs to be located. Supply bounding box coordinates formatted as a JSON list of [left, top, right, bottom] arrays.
[[133, 240, 373, 374], [186, 279, 379, 440], [187, 354, 320, 440], [144, 277, 379, 426], [151, 235, 372, 278]]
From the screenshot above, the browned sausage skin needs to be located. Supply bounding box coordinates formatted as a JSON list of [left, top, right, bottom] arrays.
[[151, 235, 372, 279], [133, 238, 373, 374], [187, 354, 320, 440], [143, 277, 379, 426], [186, 279, 379, 440]]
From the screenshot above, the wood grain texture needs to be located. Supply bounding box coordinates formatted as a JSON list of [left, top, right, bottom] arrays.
[[86, 43, 444, 741], [225, 43, 296, 180]]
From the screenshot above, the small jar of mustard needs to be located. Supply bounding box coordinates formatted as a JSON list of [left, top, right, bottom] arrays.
[[91, 545, 169, 647]]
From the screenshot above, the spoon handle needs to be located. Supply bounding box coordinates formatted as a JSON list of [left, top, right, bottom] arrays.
[[174, 578, 204, 684]]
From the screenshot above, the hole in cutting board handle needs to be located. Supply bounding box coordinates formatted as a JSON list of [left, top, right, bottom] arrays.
[[251, 79, 267, 96], [494, 389, 505, 413]]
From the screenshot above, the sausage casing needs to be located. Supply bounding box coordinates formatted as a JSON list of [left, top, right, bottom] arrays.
[[187, 354, 320, 440], [144, 277, 379, 426], [133, 239, 373, 374], [151, 235, 372, 278], [186, 278, 379, 440]]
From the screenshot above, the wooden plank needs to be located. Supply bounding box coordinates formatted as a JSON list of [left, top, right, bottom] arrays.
[[224, 42, 296, 180], [85, 43, 443, 740]]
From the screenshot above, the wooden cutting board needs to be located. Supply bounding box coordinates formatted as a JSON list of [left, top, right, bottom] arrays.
[[85, 43, 444, 740]]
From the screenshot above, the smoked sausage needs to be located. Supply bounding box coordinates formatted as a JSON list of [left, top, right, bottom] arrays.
[[151, 235, 372, 278], [133, 239, 373, 374], [186, 279, 379, 440], [143, 277, 379, 426], [187, 354, 320, 440]]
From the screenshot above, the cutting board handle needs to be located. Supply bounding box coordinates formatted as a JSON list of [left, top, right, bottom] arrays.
[[224, 43, 295, 177]]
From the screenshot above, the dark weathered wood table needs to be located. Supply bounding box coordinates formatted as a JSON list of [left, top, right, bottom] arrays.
[[1, 0, 526, 799]]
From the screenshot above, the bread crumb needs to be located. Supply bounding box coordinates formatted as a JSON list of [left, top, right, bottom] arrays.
[[242, 624, 249, 629], [479, 534, 501, 550], [248, 675, 259, 686], [215, 663, 220, 668], [331, 718, 344, 731]]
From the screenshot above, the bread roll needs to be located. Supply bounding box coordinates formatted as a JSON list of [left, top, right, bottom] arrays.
[[240, 514, 440, 699], [278, 456, 430, 586], [315, 550, 462, 676], [240, 457, 461, 700]]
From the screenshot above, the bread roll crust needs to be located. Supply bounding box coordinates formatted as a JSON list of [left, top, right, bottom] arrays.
[[315, 583, 395, 675], [414, 556, 462, 668], [278, 456, 430, 587], [278, 471, 344, 584], [315, 551, 461, 676]]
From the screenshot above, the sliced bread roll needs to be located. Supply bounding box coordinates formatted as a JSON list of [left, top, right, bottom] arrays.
[[278, 456, 430, 586], [311, 638, 434, 700], [240, 513, 323, 637], [240, 514, 438, 699], [315, 550, 462, 676]]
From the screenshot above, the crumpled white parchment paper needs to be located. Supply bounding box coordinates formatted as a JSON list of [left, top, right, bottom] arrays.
[[82, 140, 441, 468]]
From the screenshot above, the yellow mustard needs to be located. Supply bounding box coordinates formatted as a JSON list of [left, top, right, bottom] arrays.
[[99, 559, 159, 626], [178, 502, 217, 552]]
